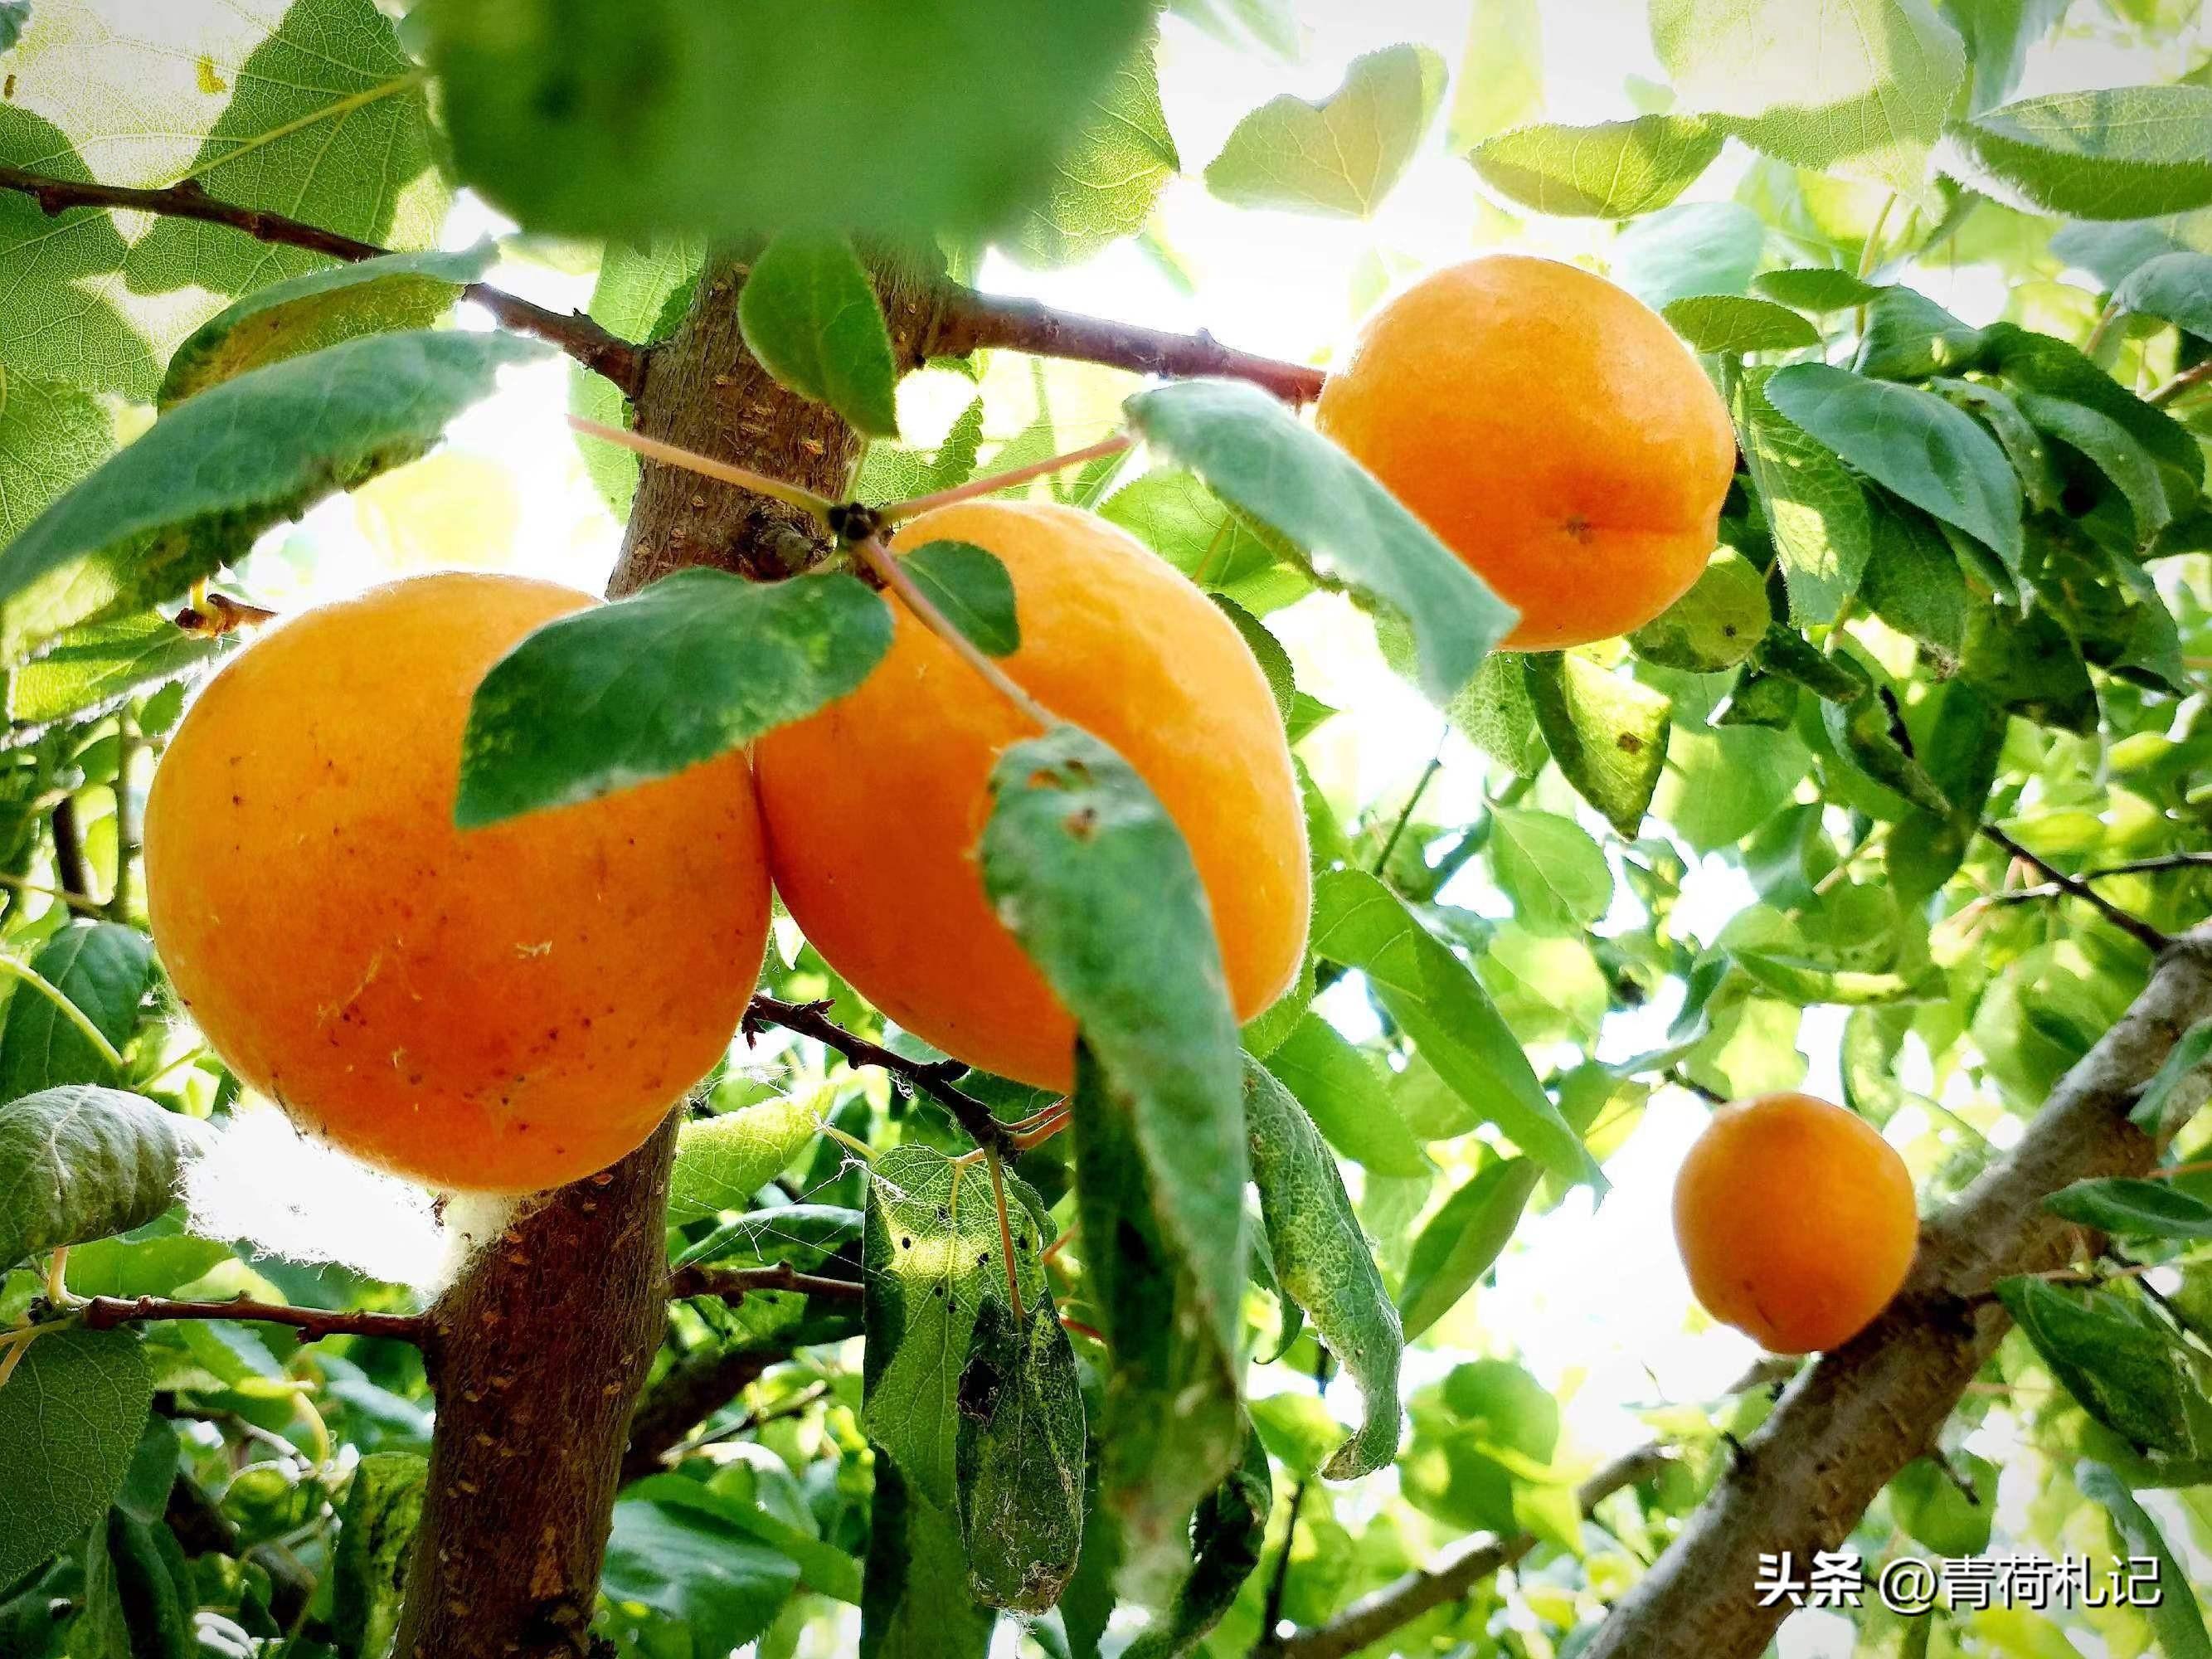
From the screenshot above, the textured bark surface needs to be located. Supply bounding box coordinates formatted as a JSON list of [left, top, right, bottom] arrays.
[[393, 258, 946, 1659], [1581, 930, 2212, 1659]]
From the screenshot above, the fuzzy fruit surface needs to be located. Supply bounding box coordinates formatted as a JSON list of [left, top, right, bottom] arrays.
[[143, 572, 771, 1194], [1316, 253, 1736, 651], [1673, 1091, 1920, 1355], [756, 499, 1309, 1091]]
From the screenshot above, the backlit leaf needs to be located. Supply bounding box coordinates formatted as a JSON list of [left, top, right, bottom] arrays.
[[1946, 86, 2212, 221], [0, 1085, 207, 1267], [1524, 652, 1671, 837], [1472, 115, 1724, 218], [1204, 45, 1446, 219]]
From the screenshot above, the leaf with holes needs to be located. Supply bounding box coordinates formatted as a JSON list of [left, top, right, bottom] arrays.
[[457, 568, 891, 827], [1125, 379, 1514, 705], [1204, 44, 1445, 218], [0, 1086, 208, 1268], [955, 1297, 1087, 1612], [1524, 653, 1671, 838], [1629, 552, 1772, 673], [1243, 1056, 1403, 1477], [903, 542, 1019, 659], [0, 330, 543, 666]]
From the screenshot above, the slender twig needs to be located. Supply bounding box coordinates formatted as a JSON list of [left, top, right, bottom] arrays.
[[1272, 1445, 1675, 1659], [744, 993, 1018, 1159], [0, 872, 105, 916], [0, 165, 646, 394], [50, 798, 87, 902], [848, 534, 1057, 728], [879, 434, 1134, 523], [2083, 300, 2121, 362], [0, 956, 124, 1068], [1374, 747, 1446, 876], [107, 716, 139, 922], [78, 1294, 427, 1345], [2148, 357, 2212, 407], [1665, 1067, 1728, 1106], [930, 287, 1326, 404], [1981, 825, 2171, 954], [566, 416, 836, 521], [670, 1381, 834, 1462], [665, 1261, 866, 1304]]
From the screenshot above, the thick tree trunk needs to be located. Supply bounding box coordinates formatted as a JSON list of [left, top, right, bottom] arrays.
[[1582, 930, 2212, 1659], [391, 255, 944, 1659]]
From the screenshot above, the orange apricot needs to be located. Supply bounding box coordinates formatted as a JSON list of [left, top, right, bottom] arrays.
[[1673, 1092, 1920, 1354], [1315, 253, 1737, 652], [143, 572, 771, 1194], [754, 499, 1308, 1091]]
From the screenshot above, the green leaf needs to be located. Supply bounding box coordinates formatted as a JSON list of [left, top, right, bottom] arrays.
[[0, 370, 113, 554], [1098, 468, 1298, 606], [1243, 1057, 1403, 1479], [2112, 251, 2212, 341], [903, 542, 1019, 659], [1309, 868, 1597, 1188], [1611, 201, 1766, 309], [1978, 324, 2202, 524], [421, 0, 1152, 241], [737, 235, 899, 439], [668, 1099, 823, 1225], [455, 568, 892, 828], [1888, 1452, 1996, 1556], [1628, 551, 1772, 672], [861, 1455, 996, 1659], [625, 1473, 863, 1607], [2132, 1019, 2212, 1137], [2046, 1177, 2212, 1240], [1447, 652, 1549, 776], [2077, 1462, 2212, 1659], [1752, 267, 1886, 312], [1996, 1277, 2212, 1456], [0, 2, 25, 52], [0, 329, 543, 666], [1661, 294, 1821, 355], [1490, 807, 1613, 934], [1123, 377, 1514, 709], [333, 1451, 426, 1659], [1397, 1157, 1543, 1341], [0, 0, 448, 401], [1652, 0, 1965, 194], [1946, 86, 2212, 221], [0, 1087, 207, 1268], [1163, 0, 1296, 57], [1263, 1014, 1429, 1178], [1524, 653, 1671, 837], [1203, 45, 1446, 219], [955, 1297, 1087, 1613], [2017, 390, 2176, 537], [63, 1229, 231, 1302], [1119, 1423, 1269, 1659], [1764, 362, 2025, 577], [1471, 115, 1724, 218], [1932, 377, 2064, 512], [1939, 0, 2068, 112], [604, 1496, 801, 1651], [1851, 286, 1985, 381], [0, 1326, 151, 1588], [1863, 499, 1967, 670], [6, 615, 222, 739], [1012, 34, 1179, 267], [0, 922, 152, 1096], [158, 244, 494, 407], [864, 1144, 1055, 1510], [571, 236, 705, 518], [1734, 365, 1876, 623], [673, 1204, 863, 1350]]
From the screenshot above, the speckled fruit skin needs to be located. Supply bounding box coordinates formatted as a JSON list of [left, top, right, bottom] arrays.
[[1315, 253, 1738, 652], [143, 572, 771, 1194], [755, 499, 1309, 1091], [1673, 1091, 1921, 1355]]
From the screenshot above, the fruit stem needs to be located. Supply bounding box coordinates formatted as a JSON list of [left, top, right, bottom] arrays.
[[0, 954, 124, 1069], [566, 416, 838, 523], [984, 1147, 1025, 1324], [848, 534, 1058, 730], [878, 433, 1134, 523]]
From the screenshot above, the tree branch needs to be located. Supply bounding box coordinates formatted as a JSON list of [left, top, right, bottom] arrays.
[[78, 1294, 426, 1345], [620, 1345, 780, 1489], [1578, 926, 2212, 1659], [665, 1261, 865, 1304], [745, 992, 1019, 1159], [2148, 356, 2212, 407], [0, 165, 646, 396], [1272, 1446, 1675, 1659], [930, 285, 1326, 404], [1981, 824, 2170, 953]]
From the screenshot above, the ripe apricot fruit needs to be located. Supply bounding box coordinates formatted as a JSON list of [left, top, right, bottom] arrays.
[[144, 572, 771, 1194], [1673, 1092, 1919, 1354], [1315, 253, 1736, 651], [755, 499, 1308, 1091]]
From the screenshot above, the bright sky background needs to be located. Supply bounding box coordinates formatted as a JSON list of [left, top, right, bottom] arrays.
[[186, 4, 2212, 1650]]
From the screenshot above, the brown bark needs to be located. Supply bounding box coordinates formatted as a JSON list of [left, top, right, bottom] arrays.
[[1579, 928, 2212, 1659], [390, 255, 947, 1659]]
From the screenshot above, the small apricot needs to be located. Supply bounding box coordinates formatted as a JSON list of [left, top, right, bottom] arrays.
[[1315, 253, 1736, 652], [754, 499, 1308, 1091], [143, 572, 771, 1194], [1673, 1092, 1919, 1354]]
